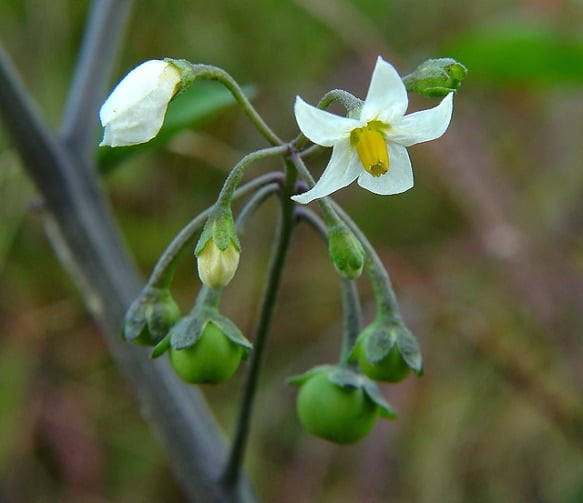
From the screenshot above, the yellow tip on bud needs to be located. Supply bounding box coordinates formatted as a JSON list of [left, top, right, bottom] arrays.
[[197, 240, 240, 288]]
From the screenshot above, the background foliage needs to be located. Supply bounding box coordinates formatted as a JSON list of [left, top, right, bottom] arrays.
[[1, 0, 582, 501]]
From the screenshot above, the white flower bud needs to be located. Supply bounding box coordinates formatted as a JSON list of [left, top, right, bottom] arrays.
[[99, 60, 181, 147], [197, 239, 240, 288]]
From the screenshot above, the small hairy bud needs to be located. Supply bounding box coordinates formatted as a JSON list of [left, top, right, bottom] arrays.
[[328, 224, 365, 280], [404, 58, 468, 98]]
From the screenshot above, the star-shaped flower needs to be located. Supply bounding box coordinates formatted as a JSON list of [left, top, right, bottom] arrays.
[[292, 57, 454, 204]]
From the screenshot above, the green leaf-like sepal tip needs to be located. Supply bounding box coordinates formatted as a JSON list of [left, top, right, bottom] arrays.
[[167, 306, 251, 353], [195, 208, 240, 256], [288, 365, 397, 420], [350, 319, 423, 382]]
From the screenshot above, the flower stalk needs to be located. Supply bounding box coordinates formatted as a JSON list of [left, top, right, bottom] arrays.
[[143, 172, 283, 293], [222, 157, 297, 487], [167, 60, 284, 146]]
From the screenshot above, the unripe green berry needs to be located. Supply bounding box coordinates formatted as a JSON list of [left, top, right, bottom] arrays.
[[169, 322, 243, 384], [358, 343, 410, 383], [297, 372, 377, 444], [124, 288, 181, 346]]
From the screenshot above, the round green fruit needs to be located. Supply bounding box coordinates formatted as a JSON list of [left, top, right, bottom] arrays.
[[169, 323, 243, 384], [296, 372, 377, 444], [358, 343, 410, 383]]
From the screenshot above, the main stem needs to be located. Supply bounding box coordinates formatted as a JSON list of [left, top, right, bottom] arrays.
[[222, 157, 297, 487]]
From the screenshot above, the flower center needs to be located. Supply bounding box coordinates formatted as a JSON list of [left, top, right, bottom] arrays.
[[350, 121, 389, 178]]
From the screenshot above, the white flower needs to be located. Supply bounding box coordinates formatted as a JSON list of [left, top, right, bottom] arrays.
[[99, 60, 181, 147], [292, 57, 454, 204]]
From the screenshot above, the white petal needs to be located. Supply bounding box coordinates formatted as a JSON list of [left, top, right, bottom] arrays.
[[100, 61, 170, 123], [388, 93, 453, 147], [357, 143, 413, 195], [361, 57, 408, 123], [292, 140, 361, 204], [294, 96, 359, 147], [99, 60, 181, 146]]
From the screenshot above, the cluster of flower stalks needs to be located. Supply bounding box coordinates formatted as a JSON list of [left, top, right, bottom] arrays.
[[100, 56, 466, 445]]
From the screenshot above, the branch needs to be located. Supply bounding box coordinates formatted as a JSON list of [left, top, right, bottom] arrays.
[[0, 43, 255, 503], [60, 0, 134, 166]]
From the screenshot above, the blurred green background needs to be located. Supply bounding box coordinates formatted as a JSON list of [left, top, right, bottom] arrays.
[[1, 0, 582, 501]]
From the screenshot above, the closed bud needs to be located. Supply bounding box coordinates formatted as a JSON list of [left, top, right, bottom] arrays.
[[328, 224, 365, 279], [99, 59, 182, 147], [197, 239, 240, 288], [195, 210, 241, 288], [404, 58, 468, 98]]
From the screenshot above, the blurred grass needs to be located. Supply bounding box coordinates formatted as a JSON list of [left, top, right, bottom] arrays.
[[1, 0, 582, 502]]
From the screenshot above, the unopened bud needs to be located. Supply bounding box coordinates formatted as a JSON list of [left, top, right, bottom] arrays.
[[99, 60, 182, 147], [404, 58, 468, 98], [197, 239, 240, 288], [195, 210, 241, 288], [328, 224, 365, 279]]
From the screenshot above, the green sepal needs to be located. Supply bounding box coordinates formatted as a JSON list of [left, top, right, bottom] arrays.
[[122, 287, 181, 345], [404, 57, 468, 97], [327, 366, 362, 389], [122, 297, 148, 342], [359, 322, 398, 364], [396, 326, 423, 375], [287, 365, 334, 386], [209, 313, 252, 358], [169, 313, 208, 350], [351, 319, 423, 375], [151, 335, 171, 359], [195, 208, 240, 256], [361, 378, 398, 420], [165, 58, 199, 93], [289, 365, 397, 419], [147, 289, 181, 341]]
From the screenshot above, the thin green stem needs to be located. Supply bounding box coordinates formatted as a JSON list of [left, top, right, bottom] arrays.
[[318, 89, 363, 114], [329, 201, 401, 321], [217, 145, 289, 206], [148, 171, 284, 289], [222, 157, 297, 488], [295, 207, 361, 366], [292, 89, 362, 149], [289, 151, 401, 320], [171, 60, 283, 146]]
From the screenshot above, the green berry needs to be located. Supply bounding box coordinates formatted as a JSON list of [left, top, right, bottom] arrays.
[[358, 343, 410, 383], [296, 372, 377, 444], [169, 322, 243, 384]]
